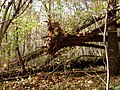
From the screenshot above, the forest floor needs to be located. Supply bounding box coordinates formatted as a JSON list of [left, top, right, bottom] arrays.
[[0, 66, 120, 90]]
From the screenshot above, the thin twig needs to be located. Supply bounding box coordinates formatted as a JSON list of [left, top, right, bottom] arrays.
[[95, 72, 107, 85], [44, 63, 61, 79], [92, 15, 104, 35], [103, 1, 110, 90]]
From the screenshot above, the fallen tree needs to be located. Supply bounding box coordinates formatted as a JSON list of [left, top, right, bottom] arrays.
[[9, 15, 120, 68], [9, 46, 45, 68], [7, 7, 120, 72], [1, 3, 120, 83]]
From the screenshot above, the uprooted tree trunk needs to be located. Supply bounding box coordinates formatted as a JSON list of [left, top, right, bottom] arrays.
[[9, 34, 120, 68], [8, 7, 120, 69], [9, 47, 45, 68], [9, 18, 120, 67], [44, 18, 120, 56]]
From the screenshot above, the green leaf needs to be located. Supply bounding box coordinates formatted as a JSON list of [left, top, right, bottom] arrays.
[[57, 0, 61, 5], [114, 84, 120, 90]]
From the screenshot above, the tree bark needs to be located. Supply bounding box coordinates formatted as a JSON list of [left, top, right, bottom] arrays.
[[107, 0, 120, 76]]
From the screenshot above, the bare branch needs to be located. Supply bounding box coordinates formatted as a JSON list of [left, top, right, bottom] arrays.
[[103, 1, 110, 90], [0, 0, 13, 35]]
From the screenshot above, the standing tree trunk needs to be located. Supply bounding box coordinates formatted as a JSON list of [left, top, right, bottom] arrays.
[[15, 26, 26, 73], [107, 0, 120, 76]]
